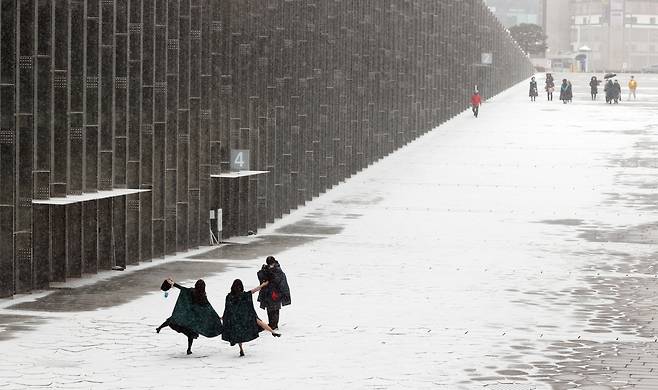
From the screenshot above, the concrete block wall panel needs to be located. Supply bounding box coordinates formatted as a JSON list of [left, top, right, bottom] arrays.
[[0, 0, 532, 297], [0, 0, 16, 297], [0, 10, 13, 294], [66, 203, 82, 278]]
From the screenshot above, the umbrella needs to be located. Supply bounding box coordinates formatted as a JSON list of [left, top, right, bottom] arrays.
[[604, 73, 617, 79]]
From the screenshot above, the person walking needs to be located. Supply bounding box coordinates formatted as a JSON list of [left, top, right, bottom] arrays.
[[545, 73, 555, 101], [613, 80, 622, 104], [589, 76, 599, 100], [604, 79, 614, 104], [566, 81, 573, 103], [529, 77, 538, 102], [156, 278, 223, 355], [257, 256, 292, 330], [470, 90, 481, 118], [628, 76, 637, 100], [559, 79, 569, 104], [222, 279, 281, 357]]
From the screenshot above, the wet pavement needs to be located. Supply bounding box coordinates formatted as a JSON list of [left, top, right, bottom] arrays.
[[1, 73, 658, 389]]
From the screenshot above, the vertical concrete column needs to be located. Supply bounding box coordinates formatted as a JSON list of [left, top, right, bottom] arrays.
[[125, 0, 142, 264], [151, 0, 166, 258], [85, 0, 99, 194], [97, 1, 115, 272], [265, 88, 276, 224], [114, 0, 128, 189], [15, 0, 35, 294], [99, 0, 114, 191], [66, 202, 82, 277], [164, 0, 179, 255], [79, 0, 100, 277], [50, 0, 71, 290], [197, 0, 211, 246], [50, 205, 66, 282], [82, 200, 98, 274], [97, 198, 112, 270], [176, 0, 190, 252], [187, 0, 201, 248], [52, 1, 69, 198], [32, 203, 50, 289], [140, 0, 154, 260], [0, 0, 16, 297], [112, 196, 127, 267]]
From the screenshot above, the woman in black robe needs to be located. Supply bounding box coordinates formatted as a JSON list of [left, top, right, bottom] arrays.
[[222, 279, 281, 357], [589, 76, 599, 100], [156, 278, 223, 355], [529, 77, 538, 101]]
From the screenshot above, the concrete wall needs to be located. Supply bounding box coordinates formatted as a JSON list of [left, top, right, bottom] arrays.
[[0, 0, 532, 298]]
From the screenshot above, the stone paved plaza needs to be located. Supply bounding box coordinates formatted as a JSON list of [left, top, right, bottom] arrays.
[[2, 74, 658, 389]]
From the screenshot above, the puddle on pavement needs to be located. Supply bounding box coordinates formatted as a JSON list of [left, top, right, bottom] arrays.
[[538, 219, 584, 226], [0, 314, 48, 341], [7, 261, 227, 313], [275, 219, 344, 235], [332, 195, 384, 206], [189, 234, 323, 260], [578, 222, 658, 244]]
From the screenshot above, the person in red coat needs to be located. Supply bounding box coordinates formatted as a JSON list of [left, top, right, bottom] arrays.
[[470, 91, 482, 118]]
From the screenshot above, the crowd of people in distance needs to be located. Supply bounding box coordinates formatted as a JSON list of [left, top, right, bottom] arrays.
[[470, 73, 640, 118], [532, 73, 639, 105]]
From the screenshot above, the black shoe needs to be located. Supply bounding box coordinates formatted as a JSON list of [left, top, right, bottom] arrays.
[[272, 332, 281, 337], [156, 327, 161, 333], [239, 350, 245, 357], [187, 350, 192, 355]]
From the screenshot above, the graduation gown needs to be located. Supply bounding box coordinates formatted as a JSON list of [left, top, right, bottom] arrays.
[[168, 284, 223, 338], [221, 291, 261, 345]]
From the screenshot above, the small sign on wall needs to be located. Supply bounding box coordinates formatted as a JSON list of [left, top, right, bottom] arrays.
[[481, 52, 493, 65], [230, 149, 250, 171]]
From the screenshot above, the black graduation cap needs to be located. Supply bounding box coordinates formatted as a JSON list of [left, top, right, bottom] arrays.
[[161, 280, 172, 291]]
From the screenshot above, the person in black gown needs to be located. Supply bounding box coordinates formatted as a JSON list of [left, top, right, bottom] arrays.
[[222, 279, 281, 357], [156, 278, 223, 355]]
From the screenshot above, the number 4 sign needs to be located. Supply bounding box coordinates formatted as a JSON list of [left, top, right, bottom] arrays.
[[230, 149, 250, 171]]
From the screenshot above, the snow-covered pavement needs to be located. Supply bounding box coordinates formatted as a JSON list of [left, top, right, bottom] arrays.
[[2, 73, 658, 390]]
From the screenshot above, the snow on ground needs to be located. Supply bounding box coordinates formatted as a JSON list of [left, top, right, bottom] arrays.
[[2, 73, 658, 389]]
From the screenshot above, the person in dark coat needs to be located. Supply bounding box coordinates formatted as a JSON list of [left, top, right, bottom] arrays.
[[589, 76, 599, 100], [545, 73, 554, 101], [566, 81, 573, 102], [604, 79, 614, 104], [257, 256, 292, 330], [613, 80, 621, 104], [156, 278, 223, 355], [529, 77, 538, 102], [222, 279, 281, 357], [559, 79, 569, 104]]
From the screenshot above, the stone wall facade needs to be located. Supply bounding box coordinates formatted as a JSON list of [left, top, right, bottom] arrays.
[[0, 0, 532, 298]]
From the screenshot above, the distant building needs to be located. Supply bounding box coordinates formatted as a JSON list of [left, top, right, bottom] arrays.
[[545, 0, 658, 71], [542, 0, 571, 57], [484, 0, 542, 27]]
